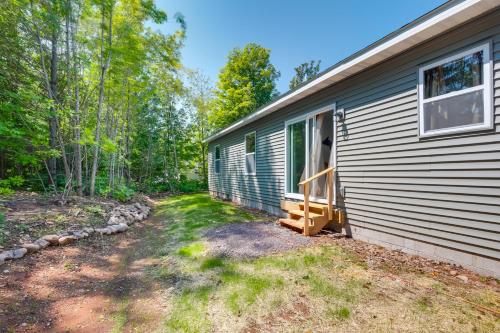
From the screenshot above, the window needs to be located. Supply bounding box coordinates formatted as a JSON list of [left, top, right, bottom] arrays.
[[245, 132, 256, 175], [214, 145, 221, 174], [418, 43, 492, 136]]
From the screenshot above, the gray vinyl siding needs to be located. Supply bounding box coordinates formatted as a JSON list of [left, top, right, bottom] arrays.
[[209, 9, 500, 262]]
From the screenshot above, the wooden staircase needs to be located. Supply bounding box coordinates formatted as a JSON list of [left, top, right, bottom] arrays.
[[279, 202, 333, 236], [279, 167, 338, 236]]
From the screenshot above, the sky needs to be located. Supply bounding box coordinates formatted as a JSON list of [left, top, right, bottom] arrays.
[[150, 0, 447, 94]]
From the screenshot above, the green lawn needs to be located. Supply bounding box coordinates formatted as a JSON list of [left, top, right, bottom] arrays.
[[143, 193, 499, 333]]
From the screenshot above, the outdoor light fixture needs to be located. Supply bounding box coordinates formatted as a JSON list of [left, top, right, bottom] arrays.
[[335, 108, 345, 122]]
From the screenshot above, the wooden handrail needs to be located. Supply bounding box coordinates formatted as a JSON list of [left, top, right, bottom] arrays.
[[299, 167, 335, 185], [299, 167, 335, 236]]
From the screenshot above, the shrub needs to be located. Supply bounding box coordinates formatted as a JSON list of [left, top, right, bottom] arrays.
[[112, 185, 135, 202], [0, 176, 25, 196], [178, 177, 207, 193]]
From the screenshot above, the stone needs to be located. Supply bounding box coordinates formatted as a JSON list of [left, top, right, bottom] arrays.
[[108, 225, 120, 233], [96, 227, 112, 235], [83, 227, 94, 234], [0, 251, 12, 261], [72, 231, 85, 239], [42, 235, 60, 245], [34, 239, 50, 249], [21, 243, 41, 253], [107, 215, 124, 225], [101, 227, 112, 235], [117, 223, 128, 232], [58, 236, 77, 246], [122, 211, 134, 222], [449, 270, 457, 276], [457, 275, 468, 283], [0, 257, 4, 266], [11, 248, 28, 259]]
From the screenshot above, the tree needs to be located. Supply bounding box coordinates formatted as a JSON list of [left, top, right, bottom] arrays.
[[209, 43, 280, 131], [0, 0, 50, 182], [289, 60, 321, 90], [0, 0, 200, 198], [185, 70, 212, 186], [89, 0, 114, 197]]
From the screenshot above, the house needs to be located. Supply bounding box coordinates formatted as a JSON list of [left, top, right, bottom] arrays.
[[205, 0, 500, 278]]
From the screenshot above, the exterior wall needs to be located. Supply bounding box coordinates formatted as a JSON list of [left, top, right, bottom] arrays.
[[208, 9, 500, 277]]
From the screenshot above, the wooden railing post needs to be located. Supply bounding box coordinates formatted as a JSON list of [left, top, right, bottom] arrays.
[[303, 182, 310, 236], [327, 169, 333, 221]]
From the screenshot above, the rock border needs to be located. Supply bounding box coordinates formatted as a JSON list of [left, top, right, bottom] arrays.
[[0, 202, 151, 266]]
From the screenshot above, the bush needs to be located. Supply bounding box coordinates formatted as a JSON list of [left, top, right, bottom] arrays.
[[112, 185, 135, 202], [0, 176, 25, 196], [178, 178, 207, 193]]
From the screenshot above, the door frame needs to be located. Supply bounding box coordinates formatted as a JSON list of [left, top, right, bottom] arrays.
[[284, 103, 337, 205]]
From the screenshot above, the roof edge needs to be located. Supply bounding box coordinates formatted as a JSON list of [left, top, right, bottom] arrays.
[[205, 0, 496, 143]]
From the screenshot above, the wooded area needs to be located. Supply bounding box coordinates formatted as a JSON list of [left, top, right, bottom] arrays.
[[0, 0, 210, 199], [0, 0, 318, 200]]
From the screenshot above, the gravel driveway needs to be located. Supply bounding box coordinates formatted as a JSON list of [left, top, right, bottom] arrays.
[[203, 221, 312, 258]]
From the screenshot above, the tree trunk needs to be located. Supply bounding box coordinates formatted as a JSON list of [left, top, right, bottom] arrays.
[[48, 31, 58, 187], [124, 79, 131, 185], [90, 3, 113, 196], [71, 0, 83, 196]]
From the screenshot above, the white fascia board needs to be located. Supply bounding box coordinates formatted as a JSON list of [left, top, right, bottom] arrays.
[[205, 0, 497, 143]]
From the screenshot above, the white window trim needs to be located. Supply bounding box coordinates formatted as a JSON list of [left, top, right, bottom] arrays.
[[214, 145, 221, 174], [418, 42, 492, 137], [244, 131, 257, 176], [284, 103, 337, 205]]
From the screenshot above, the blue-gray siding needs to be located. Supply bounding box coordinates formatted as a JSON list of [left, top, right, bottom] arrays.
[[209, 9, 500, 267]]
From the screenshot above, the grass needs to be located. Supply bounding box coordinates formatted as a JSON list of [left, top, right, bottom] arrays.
[[155, 193, 255, 243], [177, 242, 205, 257], [111, 298, 130, 333], [141, 193, 500, 333]]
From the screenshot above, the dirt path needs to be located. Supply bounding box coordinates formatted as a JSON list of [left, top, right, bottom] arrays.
[[0, 211, 169, 333]]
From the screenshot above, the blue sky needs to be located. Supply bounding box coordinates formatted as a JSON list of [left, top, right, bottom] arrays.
[[151, 0, 447, 93]]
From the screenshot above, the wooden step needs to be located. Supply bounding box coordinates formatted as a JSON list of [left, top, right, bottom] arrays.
[[278, 218, 304, 231], [298, 202, 328, 214], [288, 209, 323, 219]]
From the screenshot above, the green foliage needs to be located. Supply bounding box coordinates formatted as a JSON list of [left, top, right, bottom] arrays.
[[0, 0, 194, 197], [112, 185, 135, 202], [209, 43, 280, 131], [84, 205, 105, 215], [327, 306, 351, 320], [0, 1, 50, 180], [289, 60, 321, 89], [0, 176, 25, 196], [0, 188, 13, 196], [178, 178, 207, 193]]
